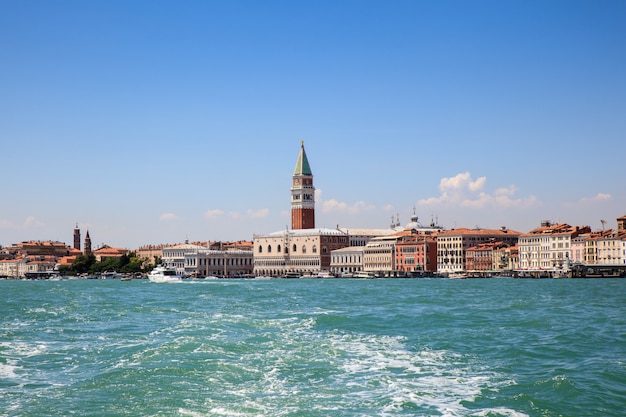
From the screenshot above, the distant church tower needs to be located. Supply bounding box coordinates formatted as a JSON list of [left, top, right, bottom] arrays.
[[291, 141, 315, 230], [84, 230, 92, 256], [73, 223, 81, 251]]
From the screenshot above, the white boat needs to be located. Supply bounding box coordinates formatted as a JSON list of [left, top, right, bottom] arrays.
[[148, 265, 183, 283], [353, 271, 376, 279], [101, 271, 121, 279]]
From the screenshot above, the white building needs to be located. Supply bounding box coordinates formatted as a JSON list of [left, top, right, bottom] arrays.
[[162, 243, 206, 275], [363, 235, 401, 276], [518, 222, 590, 272], [330, 246, 365, 276], [253, 228, 349, 277], [0, 258, 24, 278], [193, 249, 254, 277], [339, 228, 396, 247], [596, 234, 626, 265]]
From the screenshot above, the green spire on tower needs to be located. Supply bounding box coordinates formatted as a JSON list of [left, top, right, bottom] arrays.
[[293, 140, 313, 176]]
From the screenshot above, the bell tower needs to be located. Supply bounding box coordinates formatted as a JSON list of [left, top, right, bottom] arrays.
[[73, 223, 81, 251], [291, 141, 315, 230], [84, 230, 92, 256]]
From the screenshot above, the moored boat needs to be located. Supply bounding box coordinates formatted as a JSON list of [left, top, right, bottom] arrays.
[[148, 265, 183, 283]]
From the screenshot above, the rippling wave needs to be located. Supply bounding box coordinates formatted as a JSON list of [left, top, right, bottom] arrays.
[[1, 278, 625, 416]]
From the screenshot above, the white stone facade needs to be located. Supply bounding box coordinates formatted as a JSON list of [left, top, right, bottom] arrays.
[[253, 228, 348, 276], [518, 223, 590, 271], [162, 243, 206, 275], [330, 246, 365, 275], [193, 249, 254, 277], [596, 236, 626, 265]]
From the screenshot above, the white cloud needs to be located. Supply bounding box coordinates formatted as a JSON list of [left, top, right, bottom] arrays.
[[439, 172, 486, 193], [579, 193, 612, 204], [246, 208, 269, 219], [159, 213, 179, 221], [460, 192, 492, 209], [226, 209, 269, 220], [0, 219, 16, 229], [494, 185, 517, 197], [0, 216, 44, 229], [204, 209, 224, 220], [316, 187, 376, 215], [418, 172, 537, 210], [23, 216, 44, 228], [322, 199, 375, 214]]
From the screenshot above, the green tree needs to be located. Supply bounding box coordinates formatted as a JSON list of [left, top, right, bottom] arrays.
[[121, 257, 144, 273], [73, 254, 96, 274], [91, 257, 119, 274]]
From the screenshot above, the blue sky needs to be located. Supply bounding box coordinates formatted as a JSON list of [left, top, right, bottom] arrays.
[[1, 0, 625, 249]]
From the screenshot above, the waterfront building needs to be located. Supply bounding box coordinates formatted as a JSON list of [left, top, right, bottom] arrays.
[[329, 225, 438, 277], [339, 228, 396, 247], [518, 221, 590, 272], [57, 255, 77, 269], [330, 246, 365, 276], [493, 243, 519, 273], [465, 241, 512, 274], [154, 241, 254, 277], [162, 243, 206, 275], [291, 141, 315, 230], [465, 242, 494, 272], [253, 228, 349, 276], [437, 227, 520, 274], [22, 256, 58, 278], [571, 233, 590, 264], [594, 217, 626, 265], [136, 244, 167, 268], [5, 240, 73, 258], [395, 232, 438, 274], [207, 241, 253, 251], [194, 248, 254, 278], [363, 234, 403, 276], [0, 258, 23, 278], [92, 245, 129, 262], [582, 230, 614, 264], [333, 212, 442, 276], [0, 256, 57, 279], [596, 233, 626, 265]]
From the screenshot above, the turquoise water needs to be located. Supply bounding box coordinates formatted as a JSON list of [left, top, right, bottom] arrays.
[[1, 278, 625, 417]]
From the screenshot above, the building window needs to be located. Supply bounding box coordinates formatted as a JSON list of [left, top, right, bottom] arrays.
[[302, 245, 306, 254], [258, 245, 263, 253], [268, 245, 272, 253], [313, 245, 317, 253]]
